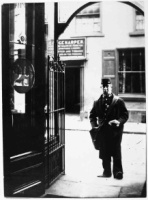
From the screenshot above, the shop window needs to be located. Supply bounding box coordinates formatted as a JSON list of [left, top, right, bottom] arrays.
[[75, 3, 101, 34], [118, 48, 145, 94]]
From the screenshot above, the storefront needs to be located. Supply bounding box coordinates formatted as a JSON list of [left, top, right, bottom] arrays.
[[2, 3, 65, 197]]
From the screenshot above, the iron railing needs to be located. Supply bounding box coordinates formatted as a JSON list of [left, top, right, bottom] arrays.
[[45, 56, 65, 187]]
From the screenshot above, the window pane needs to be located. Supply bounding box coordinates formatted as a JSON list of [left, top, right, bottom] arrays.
[[119, 50, 131, 71], [132, 73, 145, 93], [78, 3, 100, 15], [93, 17, 100, 32], [76, 15, 100, 33], [132, 49, 145, 71], [119, 73, 145, 94]]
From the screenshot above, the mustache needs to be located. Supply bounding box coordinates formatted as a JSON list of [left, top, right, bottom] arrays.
[[103, 90, 108, 94]]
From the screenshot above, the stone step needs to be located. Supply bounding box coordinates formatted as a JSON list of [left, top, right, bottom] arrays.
[[128, 109, 146, 123]]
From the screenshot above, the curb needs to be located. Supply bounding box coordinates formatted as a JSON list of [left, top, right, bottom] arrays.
[[65, 128, 146, 135]]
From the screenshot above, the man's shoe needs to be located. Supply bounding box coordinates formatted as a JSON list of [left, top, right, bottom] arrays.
[[114, 172, 123, 180], [103, 171, 112, 178]]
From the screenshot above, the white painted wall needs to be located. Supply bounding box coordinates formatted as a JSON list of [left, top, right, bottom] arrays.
[[59, 1, 145, 114]]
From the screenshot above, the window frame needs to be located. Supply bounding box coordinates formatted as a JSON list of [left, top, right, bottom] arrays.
[[117, 48, 146, 101], [129, 10, 144, 37], [135, 10, 144, 31], [75, 2, 103, 36]]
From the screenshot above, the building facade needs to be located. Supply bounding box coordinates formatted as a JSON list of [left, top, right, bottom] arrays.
[[57, 1, 145, 122], [1, 1, 145, 197]]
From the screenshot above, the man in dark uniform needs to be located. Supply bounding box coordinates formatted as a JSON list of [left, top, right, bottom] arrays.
[[89, 78, 129, 179]]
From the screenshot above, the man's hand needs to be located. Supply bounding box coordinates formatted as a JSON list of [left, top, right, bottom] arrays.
[[108, 119, 120, 127], [92, 126, 99, 130]]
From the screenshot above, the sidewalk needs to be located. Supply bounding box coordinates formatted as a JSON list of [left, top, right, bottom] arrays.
[[65, 114, 147, 134], [44, 115, 146, 198]]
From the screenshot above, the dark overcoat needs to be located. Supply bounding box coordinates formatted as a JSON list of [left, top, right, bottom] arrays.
[[89, 94, 129, 160]]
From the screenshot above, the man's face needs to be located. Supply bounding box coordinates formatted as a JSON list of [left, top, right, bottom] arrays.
[[102, 84, 112, 96]]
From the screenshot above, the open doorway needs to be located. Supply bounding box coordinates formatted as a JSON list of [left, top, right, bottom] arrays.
[[65, 67, 80, 114]]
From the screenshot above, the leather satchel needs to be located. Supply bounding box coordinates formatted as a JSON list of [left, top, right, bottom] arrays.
[[89, 126, 101, 150]]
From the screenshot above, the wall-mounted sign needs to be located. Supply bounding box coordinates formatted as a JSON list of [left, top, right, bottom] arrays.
[[47, 39, 86, 60], [11, 59, 35, 93], [58, 39, 85, 58]]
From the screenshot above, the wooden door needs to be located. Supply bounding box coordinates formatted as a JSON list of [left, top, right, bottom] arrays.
[[2, 3, 45, 197]]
